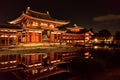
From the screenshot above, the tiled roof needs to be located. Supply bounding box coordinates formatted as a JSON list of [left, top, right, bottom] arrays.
[[25, 7, 68, 23], [9, 7, 69, 25], [0, 24, 22, 29], [26, 7, 54, 20]]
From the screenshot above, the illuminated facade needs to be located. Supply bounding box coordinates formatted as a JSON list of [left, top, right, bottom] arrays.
[[9, 7, 69, 44], [0, 7, 93, 46], [0, 24, 22, 46], [61, 24, 93, 45]]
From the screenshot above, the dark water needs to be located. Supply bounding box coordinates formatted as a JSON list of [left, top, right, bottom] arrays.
[[42, 48, 120, 80], [0, 47, 120, 80], [69, 48, 120, 80]]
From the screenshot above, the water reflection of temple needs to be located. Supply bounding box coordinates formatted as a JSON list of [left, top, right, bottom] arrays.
[[0, 48, 94, 80], [0, 52, 80, 71], [0, 52, 76, 80]]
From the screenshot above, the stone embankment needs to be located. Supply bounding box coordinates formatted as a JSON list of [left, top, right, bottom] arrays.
[[0, 46, 81, 54]]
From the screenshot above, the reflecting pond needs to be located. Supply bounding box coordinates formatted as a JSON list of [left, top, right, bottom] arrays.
[[0, 47, 120, 80]]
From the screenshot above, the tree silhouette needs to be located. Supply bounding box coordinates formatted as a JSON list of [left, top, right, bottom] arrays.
[[98, 29, 111, 39], [114, 31, 120, 40]]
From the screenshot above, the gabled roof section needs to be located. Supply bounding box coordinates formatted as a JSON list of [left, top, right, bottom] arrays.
[[9, 7, 69, 25], [67, 24, 84, 30], [67, 24, 84, 33], [26, 7, 54, 20]]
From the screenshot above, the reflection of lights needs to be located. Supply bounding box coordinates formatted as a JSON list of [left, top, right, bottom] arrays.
[[37, 63, 42, 66], [84, 52, 90, 56], [0, 62, 8, 64], [40, 68, 48, 73], [28, 65, 34, 67], [0, 35, 8, 37], [84, 52, 92, 59], [56, 60, 60, 62], [28, 63, 42, 67], [49, 67, 54, 71], [43, 68, 48, 71], [32, 69, 38, 75], [91, 57, 94, 59], [94, 46, 98, 49], [85, 56, 89, 59], [85, 37, 90, 40], [104, 45, 109, 48], [51, 60, 61, 63], [43, 54, 48, 59], [9, 66, 16, 68], [0, 67, 9, 70], [34, 63, 42, 66], [51, 60, 56, 63], [34, 64, 38, 66], [10, 35, 16, 38], [85, 33, 89, 36], [40, 69, 44, 73], [9, 60, 17, 63]]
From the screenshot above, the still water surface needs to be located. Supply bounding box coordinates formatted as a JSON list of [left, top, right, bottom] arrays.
[[0, 47, 120, 80]]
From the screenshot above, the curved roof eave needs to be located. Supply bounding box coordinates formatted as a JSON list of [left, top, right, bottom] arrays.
[[9, 12, 70, 25], [8, 12, 25, 24]]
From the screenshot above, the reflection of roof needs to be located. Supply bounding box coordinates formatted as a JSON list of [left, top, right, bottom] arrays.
[[0, 24, 22, 29]]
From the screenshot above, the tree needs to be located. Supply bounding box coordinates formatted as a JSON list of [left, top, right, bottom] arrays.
[[98, 29, 111, 39], [114, 31, 120, 40]]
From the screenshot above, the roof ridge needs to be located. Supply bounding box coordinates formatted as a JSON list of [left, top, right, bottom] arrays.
[[26, 7, 51, 16]]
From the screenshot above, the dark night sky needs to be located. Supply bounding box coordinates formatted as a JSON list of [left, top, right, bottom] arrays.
[[0, 0, 120, 34]]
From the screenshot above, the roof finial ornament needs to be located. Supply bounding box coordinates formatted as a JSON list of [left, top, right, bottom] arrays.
[[27, 6, 30, 10], [74, 24, 77, 27], [26, 6, 30, 14]]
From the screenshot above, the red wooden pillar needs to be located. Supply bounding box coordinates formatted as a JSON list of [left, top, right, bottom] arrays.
[[50, 32, 54, 42], [56, 33, 58, 42], [7, 31, 10, 46], [73, 35, 74, 44], [34, 32, 35, 43], [38, 33, 40, 42], [29, 32, 31, 43], [69, 35, 71, 44], [25, 31, 27, 43], [5, 33, 7, 46], [16, 33, 18, 46], [32, 32, 35, 43], [20, 34, 23, 42], [26, 31, 28, 43], [40, 33, 42, 42], [35, 33, 39, 43], [40, 55, 42, 64], [60, 33, 62, 43], [8, 34, 10, 46], [27, 32, 30, 43], [39, 33, 42, 42]]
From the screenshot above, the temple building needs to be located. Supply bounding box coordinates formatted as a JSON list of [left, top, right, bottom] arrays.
[[0, 7, 93, 47], [61, 24, 93, 45], [0, 24, 22, 46], [9, 7, 69, 45]]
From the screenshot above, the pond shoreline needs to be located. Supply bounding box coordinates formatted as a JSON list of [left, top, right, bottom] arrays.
[[0, 46, 81, 54]]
